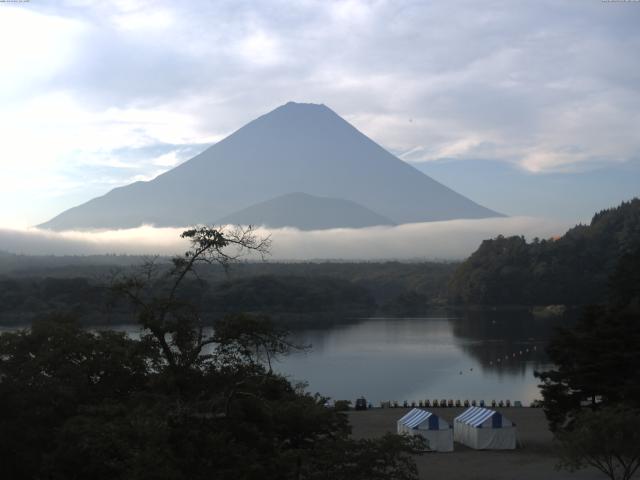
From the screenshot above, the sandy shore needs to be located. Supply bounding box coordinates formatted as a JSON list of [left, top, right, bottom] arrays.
[[348, 408, 607, 480]]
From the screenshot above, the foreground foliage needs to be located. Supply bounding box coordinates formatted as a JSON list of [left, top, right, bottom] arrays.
[[556, 406, 640, 480], [0, 226, 424, 479], [536, 305, 640, 431], [1, 315, 425, 480], [535, 247, 640, 431], [536, 247, 640, 479]]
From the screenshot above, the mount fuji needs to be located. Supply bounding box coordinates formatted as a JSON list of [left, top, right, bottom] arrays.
[[40, 102, 502, 230]]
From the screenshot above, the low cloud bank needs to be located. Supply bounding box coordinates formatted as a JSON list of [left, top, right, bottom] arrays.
[[0, 217, 571, 261]]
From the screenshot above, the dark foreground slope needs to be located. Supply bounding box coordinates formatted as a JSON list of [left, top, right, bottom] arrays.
[[40, 102, 501, 230]]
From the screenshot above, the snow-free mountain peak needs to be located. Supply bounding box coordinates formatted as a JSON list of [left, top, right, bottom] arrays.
[[40, 102, 503, 231]]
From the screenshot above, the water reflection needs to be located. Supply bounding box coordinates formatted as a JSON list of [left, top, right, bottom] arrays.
[[451, 310, 563, 376], [276, 312, 566, 405], [3, 311, 565, 405]]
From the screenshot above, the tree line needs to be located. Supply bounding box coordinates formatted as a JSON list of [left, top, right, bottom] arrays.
[[449, 198, 640, 305], [0, 260, 458, 326]]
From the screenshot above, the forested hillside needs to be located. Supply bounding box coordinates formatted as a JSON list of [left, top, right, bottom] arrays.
[[449, 199, 640, 305], [0, 260, 457, 326]]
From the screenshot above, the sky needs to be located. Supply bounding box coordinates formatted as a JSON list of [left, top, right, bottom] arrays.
[[1, 0, 639, 229]]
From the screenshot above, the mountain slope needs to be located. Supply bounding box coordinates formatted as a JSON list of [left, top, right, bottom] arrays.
[[217, 192, 394, 230], [40, 102, 502, 230], [448, 198, 640, 306]]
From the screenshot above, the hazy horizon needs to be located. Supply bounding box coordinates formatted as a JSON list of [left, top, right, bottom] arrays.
[[0, 216, 571, 260]]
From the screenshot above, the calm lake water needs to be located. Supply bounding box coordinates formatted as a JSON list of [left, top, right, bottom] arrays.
[[275, 312, 565, 406], [1, 310, 566, 405]]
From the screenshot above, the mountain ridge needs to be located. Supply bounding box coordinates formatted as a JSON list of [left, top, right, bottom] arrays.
[[216, 192, 395, 230]]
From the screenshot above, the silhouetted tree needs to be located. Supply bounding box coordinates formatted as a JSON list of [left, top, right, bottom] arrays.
[[0, 314, 155, 479], [111, 225, 271, 373], [556, 406, 640, 480], [536, 305, 640, 431]]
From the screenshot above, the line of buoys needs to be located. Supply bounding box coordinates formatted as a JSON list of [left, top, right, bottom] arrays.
[[380, 399, 523, 408], [486, 344, 538, 368]]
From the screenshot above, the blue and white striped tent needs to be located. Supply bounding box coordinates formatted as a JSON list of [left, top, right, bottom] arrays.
[[397, 408, 453, 452], [454, 407, 516, 450]]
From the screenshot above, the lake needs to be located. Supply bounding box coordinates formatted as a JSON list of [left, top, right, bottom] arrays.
[[275, 311, 565, 406], [0, 310, 566, 406]]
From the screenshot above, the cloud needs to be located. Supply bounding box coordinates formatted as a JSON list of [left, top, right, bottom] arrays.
[[1, 0, 639, 227], [0, 7, 84, 102], [111, 8, 175, 31], [236, 29, 285, 67], [0, 217, 570, 260]]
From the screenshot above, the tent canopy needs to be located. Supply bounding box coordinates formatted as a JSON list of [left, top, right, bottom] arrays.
[[398, 408, 450, 430], [454, 407, 517, 450], [455, 406, 513, 428], [397, 408, 453, 452]]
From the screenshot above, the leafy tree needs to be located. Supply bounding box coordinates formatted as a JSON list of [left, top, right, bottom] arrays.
[[536, 311, 640, 431], [303, 433, 425, 480], [535, 305, 640, 431], [608, 246, 640, 312], [535, 245, 640, 432], [0, 314, 154, 479], [535, 247, 640, 480], [556, 406, 640, 480]]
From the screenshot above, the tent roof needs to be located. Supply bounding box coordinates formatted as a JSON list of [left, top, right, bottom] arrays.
[[398, 408, 435, 429], [455, 407, 509, 427]]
